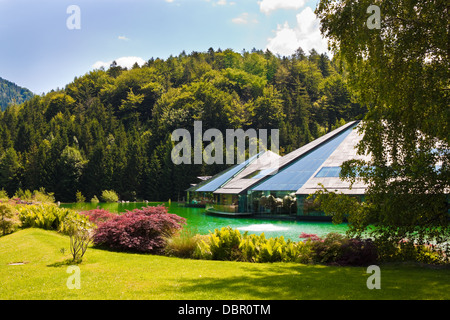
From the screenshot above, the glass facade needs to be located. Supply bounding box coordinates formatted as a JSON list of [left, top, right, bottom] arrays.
[[192, 122, 378, 219], [297, 194, 366, 218], [186, 191, 214, 206], [248, 190, 297, 215], [209, 193, 248, 213]]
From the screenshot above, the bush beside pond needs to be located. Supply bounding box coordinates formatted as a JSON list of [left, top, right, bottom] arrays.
[[4, 203, 448, 266], [190, 227, 377, 266], [18, 204, 90, 235], [91, 206, 186, 254]]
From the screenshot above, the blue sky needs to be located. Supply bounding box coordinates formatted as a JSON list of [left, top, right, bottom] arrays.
[[0, 0, 328, 95]]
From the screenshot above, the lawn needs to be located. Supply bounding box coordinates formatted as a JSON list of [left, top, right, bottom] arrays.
[[0, 228, 448, 300]]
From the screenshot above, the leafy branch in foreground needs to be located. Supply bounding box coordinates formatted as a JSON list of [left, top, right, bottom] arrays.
[[65, 217, 95, 263], [310, 183, 449, 263], [308, 184, 371, 237], [315, 0, 449, 261]]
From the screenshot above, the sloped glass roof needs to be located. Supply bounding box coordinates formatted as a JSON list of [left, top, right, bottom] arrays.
[[315, 166, 342, 178], [251, 123, 357, 191], [251, 168, 278, 179], [195, 153, 261, 192]]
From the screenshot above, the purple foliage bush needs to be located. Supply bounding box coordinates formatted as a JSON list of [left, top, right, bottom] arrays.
[[335, 238, 378, 266], [309, 233, 378, 266], [91, 206, 186, 253], [80, 209, 116, 225]]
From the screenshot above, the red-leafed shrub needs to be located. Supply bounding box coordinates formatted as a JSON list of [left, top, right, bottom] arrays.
[[126, 205, 169, 216], [80, 209, 116, 225], [309, 233, 378, 266], [92, 206, 186, 253], [336, 238, 378, 266], [299, 232, 322, 242]]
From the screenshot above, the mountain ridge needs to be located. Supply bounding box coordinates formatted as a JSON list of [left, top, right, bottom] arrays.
[[0, 77, 34, 111]]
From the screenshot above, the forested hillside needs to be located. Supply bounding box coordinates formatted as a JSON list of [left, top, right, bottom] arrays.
[[0, 77, 34, 111], [0, 48, 366, 202]]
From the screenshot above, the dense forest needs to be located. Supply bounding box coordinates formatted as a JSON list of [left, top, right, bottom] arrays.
[[0, 77, 34, 111], [0, 48, 366, 202]]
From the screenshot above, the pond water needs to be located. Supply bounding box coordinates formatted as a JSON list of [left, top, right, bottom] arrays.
[[61, 202, 349, 241]]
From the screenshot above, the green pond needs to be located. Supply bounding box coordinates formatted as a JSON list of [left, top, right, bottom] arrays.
[[61, 202, 349, 241]]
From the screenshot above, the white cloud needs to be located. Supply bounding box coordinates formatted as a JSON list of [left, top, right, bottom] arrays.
[[92, 56, 146, 70], [266, 7, 329, 56], [211, 0, 236, 6], [118, 35, 130, 41], [232, 12, 258, 24], [259, 0, 306, 14]]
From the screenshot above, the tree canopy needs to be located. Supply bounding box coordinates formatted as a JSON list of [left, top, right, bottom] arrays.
[[0, 77, 34, 111], [315, 0, 449, 252], [0, 48, 365, 202]]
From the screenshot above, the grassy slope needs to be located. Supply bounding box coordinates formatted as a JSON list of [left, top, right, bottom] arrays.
[[0, 229, 448, 300]]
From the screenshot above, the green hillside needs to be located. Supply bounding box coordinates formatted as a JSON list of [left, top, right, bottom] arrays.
[[0, 48, 366, 202], [0, 77, 34, 111]]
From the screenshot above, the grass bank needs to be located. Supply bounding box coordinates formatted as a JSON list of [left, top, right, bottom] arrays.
[[0, 229, 448, 300]]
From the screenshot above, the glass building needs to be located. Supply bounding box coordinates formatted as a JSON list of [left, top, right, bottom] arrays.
[[187, 121, 371, 219]]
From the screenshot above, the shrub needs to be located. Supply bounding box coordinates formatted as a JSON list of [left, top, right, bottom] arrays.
[[127, 205, 169, 216], [336, 238, 378, 266], [32, 188, 55, 204], [192, 228, 379, 265], [80, 209, 116, 225], [295, 241, 315, 264], [18, 204, 84, 234], [194, 235, 213, 260], [19, 204, 66, 230], [14, 189, 33, 201], [299, 232, 322, 242], [0, 203, 18, 235], [309, 232, 378, 266], [90, 195, 100, 203], [164, 228, 202, 258], [76, 191, 86, 203], [376, 239, 447, 264], [0, 189, 9, 201], [92, 207, 186, 253], [65, 215, 95, 263], [239, 233, 287, 263], [59, 211, 92, 235], [101, 190, 119, 203], [194, 227, 315, 263], [310, 232, 345, 264], [239, 233, 315, 263], [14, 188, 54, 203], [196, 227, 242, 261], [413, 244, 447, 264]]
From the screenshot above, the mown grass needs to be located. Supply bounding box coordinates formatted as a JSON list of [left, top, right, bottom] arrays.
[[0, 228, 448, 300]]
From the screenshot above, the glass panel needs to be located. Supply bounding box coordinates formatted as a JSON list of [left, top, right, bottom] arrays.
[[315, 166, 342, 177], [251, 123, 356, 191], [196, 153, 260, 192]]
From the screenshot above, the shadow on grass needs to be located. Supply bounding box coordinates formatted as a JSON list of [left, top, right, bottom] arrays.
[[173, 261, 450, 300], [47, 258, 81, 267], [175, 263, 370, 300]]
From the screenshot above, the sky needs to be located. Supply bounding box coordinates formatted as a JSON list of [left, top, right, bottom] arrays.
[[0, 0, 329, 95]]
